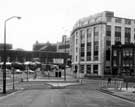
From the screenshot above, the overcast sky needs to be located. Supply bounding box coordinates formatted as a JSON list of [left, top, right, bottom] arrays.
[[0, 0, 135, 50]]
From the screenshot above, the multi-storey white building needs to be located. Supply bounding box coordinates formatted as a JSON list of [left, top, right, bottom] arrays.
[[70, 11, 135, 76]]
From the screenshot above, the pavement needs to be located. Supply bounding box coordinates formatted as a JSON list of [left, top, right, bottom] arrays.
[[98, 79, 135, 103]]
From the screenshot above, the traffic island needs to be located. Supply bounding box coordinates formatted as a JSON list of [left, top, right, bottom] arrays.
[[47, 82, 80, 89]]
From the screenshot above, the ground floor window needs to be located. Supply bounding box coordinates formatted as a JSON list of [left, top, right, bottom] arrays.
[[80, 65, 84, 73], [93, 65, 98, 74], [87, 65, 91, 74], [104, 67, 111, 75]]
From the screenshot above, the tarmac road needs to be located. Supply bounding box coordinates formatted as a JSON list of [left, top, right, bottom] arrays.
[[0, 84, 134, 107]]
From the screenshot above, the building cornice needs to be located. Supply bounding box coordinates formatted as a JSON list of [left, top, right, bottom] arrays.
[[71, 22, 107, 36]]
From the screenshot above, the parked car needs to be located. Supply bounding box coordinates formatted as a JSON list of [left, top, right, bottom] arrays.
[[15, 69, 22, 74], [24, 70, 34, 74]]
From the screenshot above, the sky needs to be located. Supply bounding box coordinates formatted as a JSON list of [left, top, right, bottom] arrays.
[[0, 0, 135, 50]]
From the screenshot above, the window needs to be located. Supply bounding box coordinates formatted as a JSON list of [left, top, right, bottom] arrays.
[[134, 28, 135, 40], [125, 50, 129, 56], [125, 19, 131, 25], [80, 65, 84, 73], [106, 40, 111, 46], [76, 47, 78, 53], [81, 44, 85, 52], [94, 41, 99, 51], [94, 27, 99, 41], [81, 57, 84, 61], [129, 49, 133, 56], [81, 52, 84, 61], [134, 20, 135, 24], [113, 60, 117, 66], [81, 47, 84, 52], [94, 41, 99, 61], [115, 18, 122, 23], [76, 32, 79, 38], [115, 26, 121, 44], [123, 60, 125, 66], [106, 49, 110, 61], [87, 43, 91, 61], [123, 50, 126, 56], [76, 56, 77, 62], [81, 52, 84, 57], [87, 65, 91, 74], [87, 29, 91, 42], [87, 55, 91, 61], [113, 50, 117, 56], [76, 39, 78, 45], [125, 27, 131, 44], [129, 60, 133, 66], [93, 65, 98, 74], [106, 25, 111, 36], [115, 26, 121, 32], [80, 30, 85, 43], [87, 42, 91, 51]]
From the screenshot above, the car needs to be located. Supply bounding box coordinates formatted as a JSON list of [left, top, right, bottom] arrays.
[[24, 70, 34, 74], [15, 69, 22, 74]]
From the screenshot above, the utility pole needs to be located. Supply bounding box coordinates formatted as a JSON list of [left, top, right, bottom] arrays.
[[64, 35, 67, 81]]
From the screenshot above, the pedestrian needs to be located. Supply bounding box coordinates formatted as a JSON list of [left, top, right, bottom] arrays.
[[33, 70, 37, 79], [73, 69, 77, 78], [107, 77, 111, 86]]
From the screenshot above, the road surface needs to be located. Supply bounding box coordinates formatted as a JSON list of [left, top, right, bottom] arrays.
[[0, 80, 134, 107]]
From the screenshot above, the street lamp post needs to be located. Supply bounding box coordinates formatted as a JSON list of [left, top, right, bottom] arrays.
[[3, 16, 21, 94], [64, 36, 67, 81]]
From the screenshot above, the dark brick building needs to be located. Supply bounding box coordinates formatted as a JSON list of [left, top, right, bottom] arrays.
[[112, 43, 135, 76]]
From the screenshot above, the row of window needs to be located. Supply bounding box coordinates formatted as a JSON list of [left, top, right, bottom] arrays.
[[113, 59, 134, 66], [75, 53, 99, 62], [75, 27, 99, 45], [80, 64, 98, 74], [107, 25, 135, 33], [107, 17, 134, 25], [113, 49, 134, 56], [106, 25, 133, 44], [76, 26, 135, 48]]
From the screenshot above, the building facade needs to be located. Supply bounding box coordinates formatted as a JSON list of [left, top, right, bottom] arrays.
[[0, 50, 69, 65], [112, 43, 135, 76], [57, 35, 70, 54], [33, 41, 57, 52], [70, 11, 135, 76], [0, 43, 12, 50]]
